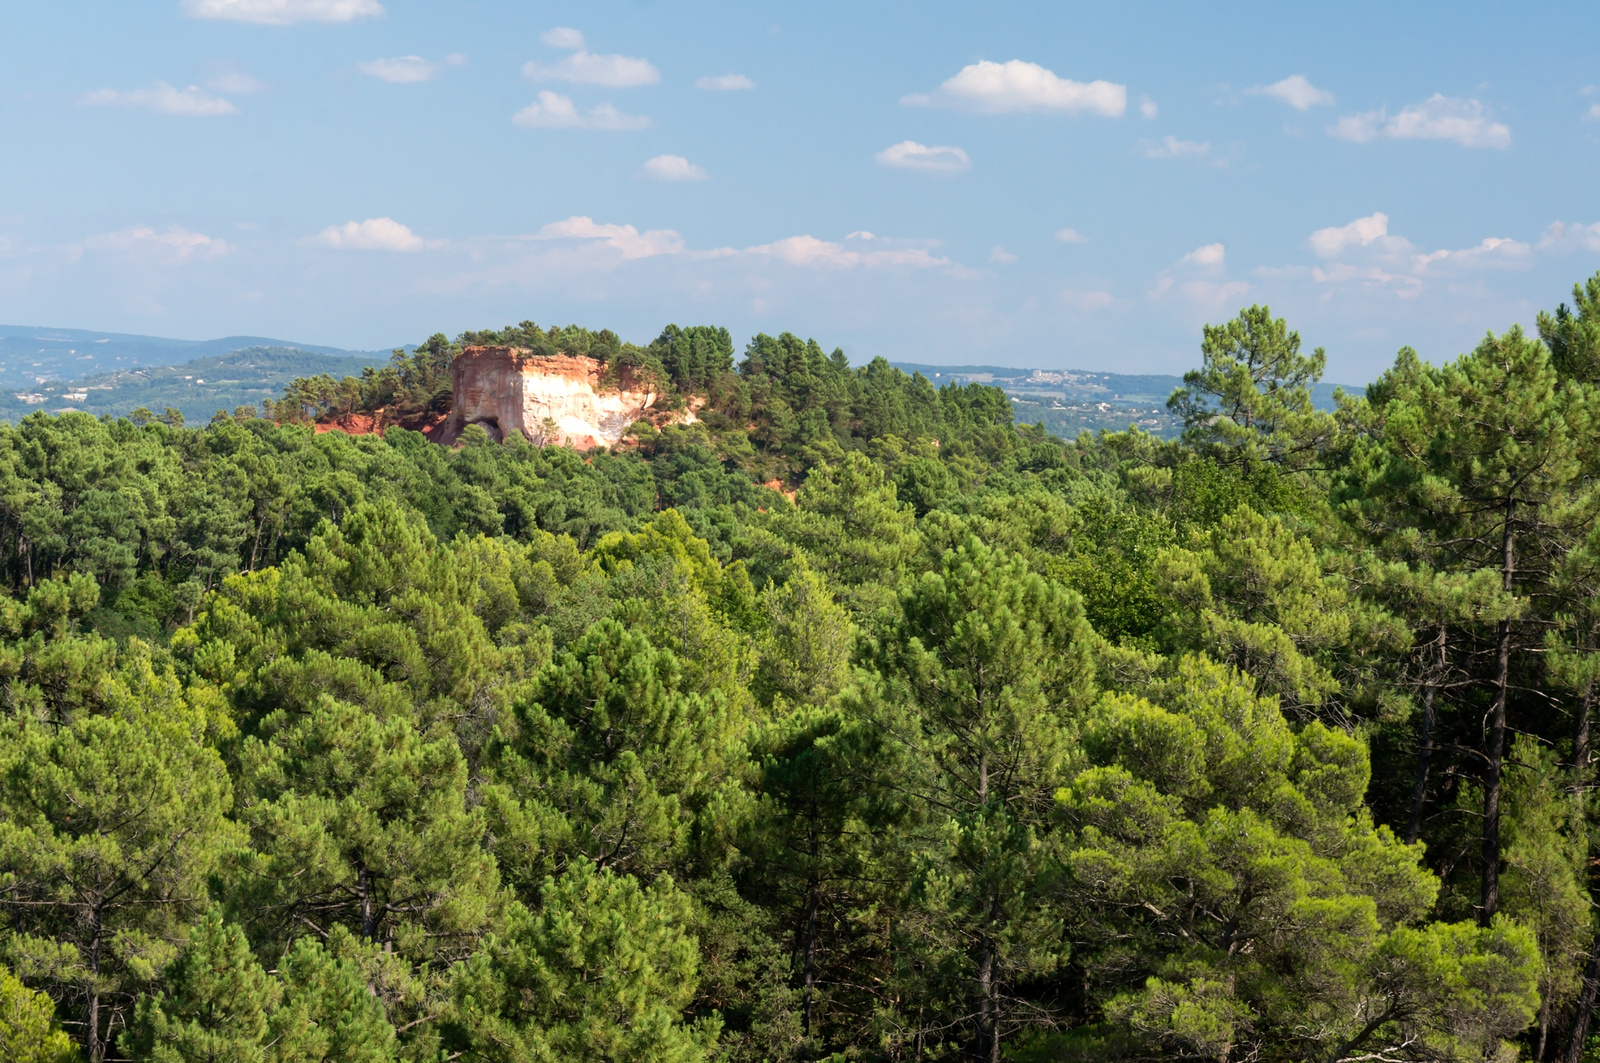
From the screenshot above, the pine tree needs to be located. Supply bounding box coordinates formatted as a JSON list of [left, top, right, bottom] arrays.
[[1343, 330, 1596, 923], [269, 931, 398, 1063], [0, 674, 236, 1061], [0, 963, 77, 1063], [121, 912, 277, 1063], [450, 859, 718, 1062], [1053, 656, 1539, 1062], [1166, 305, 1337, 471], [866, 537, 1095, 1060]]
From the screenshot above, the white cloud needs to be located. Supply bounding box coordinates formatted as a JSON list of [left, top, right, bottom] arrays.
[[1150, 244, 1249, 307], [903, 59, 1126, 117], [642, 155, 708, 181], [540, 27, 586, 49], [1284, 215, 1537, 304], [1540, 221, 1600, 252], [358, 56, 443, 83], [1055, 228, 1089, 244], [1245, 75, 1334, 111], [206, 71, 269, 94], [1309, 212, 1389, 257], [81, 82, 237, 116], [1181, 243, 1226, 267], [522, 51, 659, 88], [747, 232, 950, 270], [512, 91, 650, 131], [1331, 94, 1510, 148], [310, 218, 427, 252], [990, 246, 1017, 264], [1585, 104, 1600, 122], [534, 216, 684, 259], [696, 73, 754, 91], [182, 0, 382, 24], [85, 226, 227, 259], [1303, 262, 1420, 296], [1414, 237, 1532, 271], [874, 140, 971, 172], [1139, 96, 1158, 119], [1140, 135, 1213, 161]]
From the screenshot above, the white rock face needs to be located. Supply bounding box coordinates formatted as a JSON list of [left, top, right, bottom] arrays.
[[443, 347, 658, 449]]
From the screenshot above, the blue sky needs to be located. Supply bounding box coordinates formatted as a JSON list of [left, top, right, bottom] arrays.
[[2, 1, 1598, 383]]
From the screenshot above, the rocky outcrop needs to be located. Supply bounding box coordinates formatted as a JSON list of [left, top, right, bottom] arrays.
[[439, 347, 660, 449]]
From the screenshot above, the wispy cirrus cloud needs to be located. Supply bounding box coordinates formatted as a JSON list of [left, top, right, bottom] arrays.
[[642, 155, 708, 181], [525, 219, 948, 270], [696, 73, 754, 91], [512, 91, 649, 131], [539, 27, 586, 49], [1413, 237, 1532, 271], [1540, 221, 1600, 253], [309, 218, 429, 252], [903, 59, 1126, 117], [533, 216, 686, 259], [81, 82, 237, 116], [84, 226, 228, 260], [1140, 135, 1222, 165], [522, 30, 659, 88], [1330, 94, 1510, 148], [747, 231, 950, 270], [874, 140, 970, 172], [1245, 75, 1334, 111], [359, 55, 464, 83], [182, 0, 382, 24]]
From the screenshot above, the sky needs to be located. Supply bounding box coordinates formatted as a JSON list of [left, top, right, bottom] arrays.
[[2, 1, 1599, 384]]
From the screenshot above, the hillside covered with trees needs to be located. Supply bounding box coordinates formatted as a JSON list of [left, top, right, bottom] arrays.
[[3, 278, 1600, 1061]]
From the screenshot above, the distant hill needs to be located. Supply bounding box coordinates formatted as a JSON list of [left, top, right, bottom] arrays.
[[0, 347, 390, 425], [0, 322, 1360, 438], [0, 324, 391, 389], [893, 363, 1358, 439]]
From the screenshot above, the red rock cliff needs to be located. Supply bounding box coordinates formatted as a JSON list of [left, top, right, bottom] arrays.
[[439, 347, 659, 449]]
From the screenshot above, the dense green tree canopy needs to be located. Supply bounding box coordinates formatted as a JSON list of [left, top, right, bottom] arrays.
[[3, 286, 1600, 1061]]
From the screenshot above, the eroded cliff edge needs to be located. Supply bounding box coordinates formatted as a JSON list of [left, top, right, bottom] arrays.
[[438, 346, 662, 449]]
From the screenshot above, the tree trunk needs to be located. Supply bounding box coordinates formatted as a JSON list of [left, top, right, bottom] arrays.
[[1405, 626, 1446, 845], [247, 510, 266, 573], [358, 862, 375, 942], [1481, 510, 1516, 926], [1563, 932, 1600, 1063], [975, 934, 998, 1063], [1481, 626, 1511, 924], [86, 911, 103, 1063], [1574, 625, 1596, 778], [1575, 683, 1595, 781], [1564, 628, 1600, 1063], [802, 834, 819, 1037]]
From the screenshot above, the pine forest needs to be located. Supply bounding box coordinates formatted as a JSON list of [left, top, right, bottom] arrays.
[[9, 278, 1600, 1063]]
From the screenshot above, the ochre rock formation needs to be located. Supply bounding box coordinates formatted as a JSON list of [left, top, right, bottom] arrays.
[[439, 346, 659, 449]]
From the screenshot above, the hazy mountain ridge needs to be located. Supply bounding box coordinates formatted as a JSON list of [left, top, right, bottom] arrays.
[[0, 347, 389, 424], [0, 325, 1359, 436], [0, 323, 390, 389], [894, 362, 1357, 438]]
